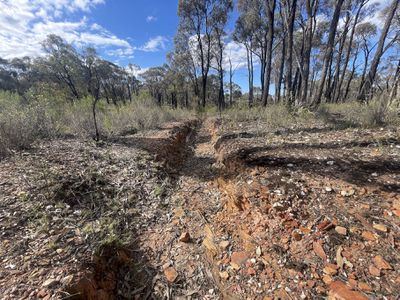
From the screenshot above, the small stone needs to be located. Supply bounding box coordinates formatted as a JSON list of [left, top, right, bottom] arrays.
[[358, 282, 372, 292], [179, 232, 191, 243], [37, 290, 47, 298], [328, 281, 369, 300], [373, 223, 387, 232], [42, 278, 59, 288], [313, 241, 327, 260], [219, 271, 229, 280], [361, 231, 376, 241], [219, 240, 230, 250], [56, 248, 64, 254], [340, 189, 355, 197], [327, 161, 335, 166], [231, 251, 249, 269], [164, 267, 178, 283], [162, 262, 171, 270], [323, 275, 333, 284], [316, 286, 326, 294], [368, 265, 381, 277], [256, 246, 262, 257], [60, 275, 74, 285], [317, 220, 334, 231], [373, 255, 392, 270], [292, 231, 302, 241], [325, 187, 333, 192], [247, 267, 256, 276], [335, 226, 347, 235], [323, 264, 339, 275]]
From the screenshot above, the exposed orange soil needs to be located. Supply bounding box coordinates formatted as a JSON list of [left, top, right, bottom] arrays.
[[1, 117, 399, 299]]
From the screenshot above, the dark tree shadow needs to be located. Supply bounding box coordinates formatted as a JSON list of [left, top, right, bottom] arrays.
[[223, 142, 400, 193]]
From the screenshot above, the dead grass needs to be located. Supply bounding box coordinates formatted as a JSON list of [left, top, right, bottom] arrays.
[[318, 98, 400, 128], [221, 104, 318, 130], [0, 91, 193, 158]]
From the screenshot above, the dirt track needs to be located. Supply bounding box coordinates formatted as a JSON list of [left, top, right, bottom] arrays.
[[1, 117, 399, 299]]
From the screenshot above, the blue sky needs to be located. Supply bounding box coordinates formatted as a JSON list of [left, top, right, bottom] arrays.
[[0, 0, 394, 92], [90, 0, 179, 67]]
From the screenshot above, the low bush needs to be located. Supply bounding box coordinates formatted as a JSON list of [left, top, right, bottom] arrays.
[[0, 90, 192, 158], [222, 103, 312, 129], [318, 97, 400, 128]]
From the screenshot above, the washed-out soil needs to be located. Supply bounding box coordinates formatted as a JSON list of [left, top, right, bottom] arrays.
[[0, 116, 399, 299]]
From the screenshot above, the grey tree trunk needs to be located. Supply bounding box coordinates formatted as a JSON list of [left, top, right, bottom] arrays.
[[313, 0, 345, 107], [358, 0, 399, 101], [285, 0, 297, 104], [262, 0, 276, 106]]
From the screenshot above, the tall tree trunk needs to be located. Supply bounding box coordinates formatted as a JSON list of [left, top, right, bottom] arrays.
[[301, 0, 317, 104], [358, 0, 399, 100], [246, 43, 254, 107], [92, 97, 100, 141], [277, 7, 286, 103], [313, 0, 345, 107], [229, 58, 233, 106], [336, 0, 366, 102], [389, 58, 400, 102], [344, 47, 359, 100], [285, 0, 297, 104], [332, 12, 351, 102], [262, 0, 276, 106]]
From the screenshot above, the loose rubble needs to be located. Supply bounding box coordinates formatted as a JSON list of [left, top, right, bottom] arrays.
[[0, 117, 399, 299]]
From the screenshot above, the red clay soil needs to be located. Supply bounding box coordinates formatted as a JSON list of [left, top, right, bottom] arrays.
[[0, 117, 399, 299]]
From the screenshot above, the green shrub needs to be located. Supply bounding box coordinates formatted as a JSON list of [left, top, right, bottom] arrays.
[[222, 103, 299, 129], [318, 97, 400, 128], [0, 90, 192, 158]]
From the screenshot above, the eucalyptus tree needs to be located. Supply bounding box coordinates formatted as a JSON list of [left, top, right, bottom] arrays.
[[142, 66, 168, 105], [297, 0, 319, 105], [313, 0, 345, 107], [334, 0, 370, 103], [234, 0, 260, 106], [40, 34, 85, 101], [356, 22, 378, 97], [171, 27, 200, 105], [177, 0, 223, 107], [282, 0, 297, 103], [210, 0, 233, 111], [358, 0, 400, 101], [261, 0, 276, 106]]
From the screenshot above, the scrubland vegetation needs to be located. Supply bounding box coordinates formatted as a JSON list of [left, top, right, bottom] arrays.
[[1, 0, 400, 299]]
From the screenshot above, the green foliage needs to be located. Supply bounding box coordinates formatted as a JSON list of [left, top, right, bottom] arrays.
[[0, 90, 192, 158]]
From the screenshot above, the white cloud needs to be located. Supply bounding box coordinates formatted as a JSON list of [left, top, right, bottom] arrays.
[[146, 15, 157, 23], [126, 64, 148, 77], [0, 0, 134, 59], [359, 0, 392, 30], [139, 36, 168, 52], [224, 41, 249, 70]]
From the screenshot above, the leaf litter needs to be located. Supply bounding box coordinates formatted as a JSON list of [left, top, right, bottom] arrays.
[[0, 117, 399, 299]]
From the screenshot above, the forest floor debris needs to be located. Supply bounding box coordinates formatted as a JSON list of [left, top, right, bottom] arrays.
[[0, 114, 399, 299]]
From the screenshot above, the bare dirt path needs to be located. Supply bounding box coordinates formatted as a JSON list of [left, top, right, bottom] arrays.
[[138, 118, 224, 299]]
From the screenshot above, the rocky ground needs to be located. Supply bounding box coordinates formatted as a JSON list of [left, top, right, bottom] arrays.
[[0, 115, 399, 299]]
